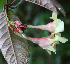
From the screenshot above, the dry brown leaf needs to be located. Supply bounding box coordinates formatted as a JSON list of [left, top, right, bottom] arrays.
[[25, 0, 57, 13]]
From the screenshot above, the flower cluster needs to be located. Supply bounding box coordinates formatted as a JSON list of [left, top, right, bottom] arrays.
[[9, 12, 68, 55], [26, 12, 68, 55]]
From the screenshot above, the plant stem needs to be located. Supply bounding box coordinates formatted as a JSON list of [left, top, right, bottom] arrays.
[[11, 0, 17, 5], [6, 0, 8, 13], [10, 0, 24, 9], [27, 25, 40, 29]]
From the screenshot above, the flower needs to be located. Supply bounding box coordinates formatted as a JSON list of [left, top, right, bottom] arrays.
[[27, 34, 56, 55], [26, 31, 68, 55], [27, 17, 64, 33]]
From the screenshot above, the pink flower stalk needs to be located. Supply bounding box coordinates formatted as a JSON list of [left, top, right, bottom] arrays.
[[8, 21, 27, 34]]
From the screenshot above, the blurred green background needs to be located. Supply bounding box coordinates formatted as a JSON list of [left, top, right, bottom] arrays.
[[0, 0, 70, 64]]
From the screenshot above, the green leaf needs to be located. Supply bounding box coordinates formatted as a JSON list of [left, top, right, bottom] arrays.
[[7, 9, 20, 21]]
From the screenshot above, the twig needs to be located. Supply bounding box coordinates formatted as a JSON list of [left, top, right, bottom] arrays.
[[9, 0, 24, 9], [11, 0, 17, 5], [6, 0, 8, 13]]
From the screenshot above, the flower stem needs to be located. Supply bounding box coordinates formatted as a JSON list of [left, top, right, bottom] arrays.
[[27, 25, 40, 29]]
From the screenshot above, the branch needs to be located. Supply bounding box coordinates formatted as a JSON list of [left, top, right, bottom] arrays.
[[6, 0, 8, 13], [9, 0, 24, 9]]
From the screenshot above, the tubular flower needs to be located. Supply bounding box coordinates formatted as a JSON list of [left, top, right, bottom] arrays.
[[27, 34, 56, 55], [27, 17, 64, 33], [26, 32, 68, 55], [27, 12, 64, 33]]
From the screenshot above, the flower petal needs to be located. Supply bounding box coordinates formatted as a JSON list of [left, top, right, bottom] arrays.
[[50, 12, 57, 20], [55, 34, 68, 43], [54, 19, 64, 33], [46, 50, 51, 55], [45, 46, 56, 52]]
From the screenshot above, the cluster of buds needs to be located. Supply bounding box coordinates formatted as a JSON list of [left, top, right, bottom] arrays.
[[8, 21, 27, 34]]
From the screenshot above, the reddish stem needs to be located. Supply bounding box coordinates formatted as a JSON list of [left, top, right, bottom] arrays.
[[11, 0, 17, 5], [6, 0, 8, 4]]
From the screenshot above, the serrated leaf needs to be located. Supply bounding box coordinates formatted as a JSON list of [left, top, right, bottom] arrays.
[[25, 0, 57, 13], [9, 28, 30, 64], [0, 11, 29, 64], [25, 0, 66, 17]]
